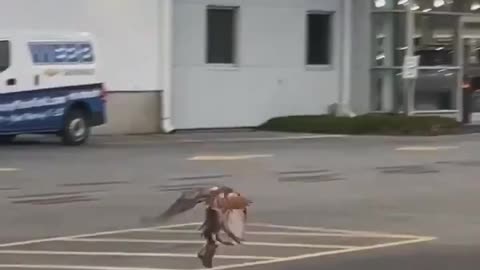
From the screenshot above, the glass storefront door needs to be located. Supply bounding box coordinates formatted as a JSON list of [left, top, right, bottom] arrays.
[[460, 16, 480, 123], [413, 13, 461, 113], [370, 0, 480, 120]]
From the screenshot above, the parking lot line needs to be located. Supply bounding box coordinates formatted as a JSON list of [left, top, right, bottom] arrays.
[[61, 238, 358, 249], [0, 168, 20, 172], [395, 146, 459, 151], [148, 229, 418, 239], [0, 264, 177, 270], [0, 221, 437, 270], [247, 222, 426, 238], [0, 250, 278, 260], [187, 154, 273, 161], [195, 236, 437, 270], [0, 222, 200, 248]]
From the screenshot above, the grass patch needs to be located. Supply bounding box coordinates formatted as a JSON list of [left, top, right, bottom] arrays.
[[257, 114, 462, 136]]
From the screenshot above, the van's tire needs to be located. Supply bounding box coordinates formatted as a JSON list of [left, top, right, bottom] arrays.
[[61, 108, 90, 146], [0, 135, 16, 144]]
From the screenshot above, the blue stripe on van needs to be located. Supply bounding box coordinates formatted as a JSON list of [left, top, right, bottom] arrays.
[[0, 83, 105, 134]]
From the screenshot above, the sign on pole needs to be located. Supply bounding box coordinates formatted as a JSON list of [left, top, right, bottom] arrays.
[[402, 55, 420, 79]]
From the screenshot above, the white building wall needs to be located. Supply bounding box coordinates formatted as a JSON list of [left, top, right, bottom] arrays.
[[172, 0, 345, 129], [0, 0, 162, 92]]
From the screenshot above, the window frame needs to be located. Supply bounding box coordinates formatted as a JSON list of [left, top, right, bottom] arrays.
[[205, 5, 240, 68], [305, 10, 335, 69], [0, 40, 11, 73]]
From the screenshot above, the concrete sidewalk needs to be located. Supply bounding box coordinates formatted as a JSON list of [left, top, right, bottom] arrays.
[[9, 129, 480, 147], [10, 131, 349, 146]]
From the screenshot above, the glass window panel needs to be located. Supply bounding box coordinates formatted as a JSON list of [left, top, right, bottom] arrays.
[[449, 0, 480, 13], [471, 88, 480, 112], [414, 14, 459, 66], [0, 40, 10, 73], [372, 1, 480, 14], [414, 69, 458, 110], [371, 0, 409, 10], [412, 0, 455, 12], [412, 0, 480, 13], [206, 7, 237, 64], [306, 13, 333, 65], [463, 22, 480, 74]]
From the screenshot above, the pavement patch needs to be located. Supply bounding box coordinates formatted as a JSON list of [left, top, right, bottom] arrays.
[[7, 191, 105, 199], [8, 191, 105, 206], [11, 195, 99, 205], [58, 181, 129, 187], [0, 187, 20, 191], [168, 175, 232, 182], [376, 165, 439, 174], [0, 222, 436, 270], [436, 160, 480, 167], [278, 171, 344, 183], [155, 183, 222, 193]]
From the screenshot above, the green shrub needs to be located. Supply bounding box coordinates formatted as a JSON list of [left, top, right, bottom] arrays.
[[257, 114, 461, 136]]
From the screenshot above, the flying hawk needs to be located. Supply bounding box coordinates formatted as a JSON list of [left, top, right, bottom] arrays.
[[157, 185, 252, 268]]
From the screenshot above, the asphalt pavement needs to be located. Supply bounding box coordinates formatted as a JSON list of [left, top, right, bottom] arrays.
[[1, 131, 480, 269]]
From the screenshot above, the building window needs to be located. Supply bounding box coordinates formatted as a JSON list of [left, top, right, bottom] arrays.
[[0, 40, 10, 73], [306, 12, 332, 66], [206, 6, 238, 64]]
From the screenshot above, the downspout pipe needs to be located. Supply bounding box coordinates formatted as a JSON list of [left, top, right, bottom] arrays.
[[161, 0, 175, 133]]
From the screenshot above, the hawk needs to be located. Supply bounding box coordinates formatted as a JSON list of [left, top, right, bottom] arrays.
[[155, 185, 252, 268]]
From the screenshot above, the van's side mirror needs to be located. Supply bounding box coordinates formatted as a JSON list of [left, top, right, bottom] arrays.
[[6, 78, 16, 86]]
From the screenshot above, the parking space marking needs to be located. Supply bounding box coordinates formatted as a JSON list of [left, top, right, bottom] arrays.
[[0, 250, 277, 260], [0, 221, 437, 270], [247, 222, 426, 238], [395, 146, 459, 151], [0, 168, 20, 172], [0, 264, 176, 270], [147, 229, 419, 239], [0, 222, 200, 248], [61, 238, 358, 249], [200, 236, 436, 270], [187, 155, 273, 161]]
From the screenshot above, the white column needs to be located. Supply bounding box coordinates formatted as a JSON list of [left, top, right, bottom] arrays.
[[160, 0, 175, 132], [404, 0, 415, 114], [338, 0, 354, 116], [381, 13, 395, 112]]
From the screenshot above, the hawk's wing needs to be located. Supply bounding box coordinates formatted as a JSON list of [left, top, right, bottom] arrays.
[[141, 188, 211, 225], [159, 188, 211, 220]]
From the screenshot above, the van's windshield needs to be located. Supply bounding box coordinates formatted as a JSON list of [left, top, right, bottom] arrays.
[[0, 40, 10, 73]]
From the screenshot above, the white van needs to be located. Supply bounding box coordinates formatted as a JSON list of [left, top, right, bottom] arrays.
[[0, 30, 107, 145]]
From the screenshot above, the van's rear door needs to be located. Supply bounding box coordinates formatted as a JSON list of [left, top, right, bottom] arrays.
[[0, 39, 16, 133]]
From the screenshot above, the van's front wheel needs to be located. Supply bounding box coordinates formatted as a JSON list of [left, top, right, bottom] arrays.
[[61, 109, 90, 146]]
